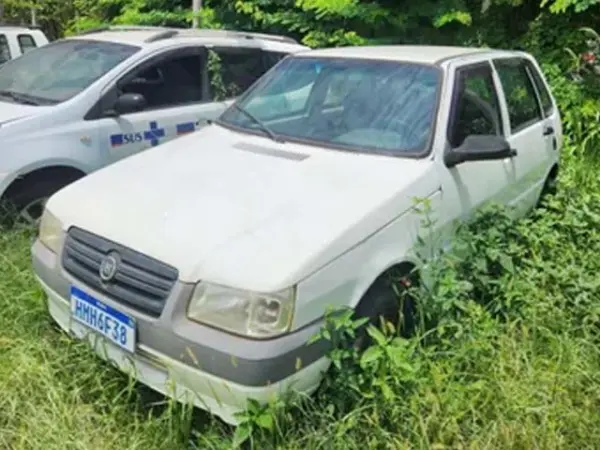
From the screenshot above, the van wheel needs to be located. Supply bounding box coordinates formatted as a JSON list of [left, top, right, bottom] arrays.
[[351, 269, 418, 352], [1, 177, 75, 228]]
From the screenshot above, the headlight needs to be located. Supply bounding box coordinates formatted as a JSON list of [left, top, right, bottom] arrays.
[[187, 283, 295, 338], [38, 208, 64, 254]]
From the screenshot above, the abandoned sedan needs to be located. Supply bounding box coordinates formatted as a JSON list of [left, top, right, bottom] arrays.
[[32, 45, 561, 425]]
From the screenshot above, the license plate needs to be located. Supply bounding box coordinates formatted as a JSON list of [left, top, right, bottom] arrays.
[[70, 286, 136, 353]]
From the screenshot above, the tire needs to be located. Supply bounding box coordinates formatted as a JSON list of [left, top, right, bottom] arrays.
[[352, 269, 418, 351], [536, 170, 558, 208], [0, 176, 78, 228]]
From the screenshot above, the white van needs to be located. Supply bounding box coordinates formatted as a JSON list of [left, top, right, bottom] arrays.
[[0, 25, 49, 64]]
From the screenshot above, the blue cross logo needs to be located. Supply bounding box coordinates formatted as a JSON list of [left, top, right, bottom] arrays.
[[143, 121, 165, 147]]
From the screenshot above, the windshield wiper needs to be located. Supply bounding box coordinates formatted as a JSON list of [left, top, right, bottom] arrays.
[[231, 103, 285, 143], [0, 90, 43, 106]]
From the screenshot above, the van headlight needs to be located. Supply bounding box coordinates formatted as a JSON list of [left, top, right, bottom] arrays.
[[186, 282, 295, 338], [38, 209, 64, 254]]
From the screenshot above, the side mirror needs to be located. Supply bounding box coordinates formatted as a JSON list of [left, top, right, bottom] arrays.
[[444, 135, 516, 168], [111, 93, 147, 116]]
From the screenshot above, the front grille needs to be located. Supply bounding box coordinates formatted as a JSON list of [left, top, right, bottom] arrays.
[[62, 227, 178, 318]]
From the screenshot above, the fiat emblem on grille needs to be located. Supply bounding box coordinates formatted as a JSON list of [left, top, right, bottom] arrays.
[[99, 252, 119, 282]]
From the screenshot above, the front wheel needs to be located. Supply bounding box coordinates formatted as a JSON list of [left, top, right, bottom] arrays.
[[1, 177, 76, 228], [351, 269, 418, 352]]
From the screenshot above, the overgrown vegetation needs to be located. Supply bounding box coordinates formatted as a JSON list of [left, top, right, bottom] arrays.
[[1, 0, 600, 448]]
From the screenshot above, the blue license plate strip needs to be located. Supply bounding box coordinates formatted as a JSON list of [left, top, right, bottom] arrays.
[[69, 285, 136, 354]]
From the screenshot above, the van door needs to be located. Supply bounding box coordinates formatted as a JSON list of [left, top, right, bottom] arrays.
[[88, 46, 228, 165]]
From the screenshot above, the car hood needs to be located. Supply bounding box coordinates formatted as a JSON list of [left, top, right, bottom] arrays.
[[0, 100, 46, 126], [48, 124, 437, 291]]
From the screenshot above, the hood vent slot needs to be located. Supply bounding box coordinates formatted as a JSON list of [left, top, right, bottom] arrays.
[[233, 142, 309, 161]]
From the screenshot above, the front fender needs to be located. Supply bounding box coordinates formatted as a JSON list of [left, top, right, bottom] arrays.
[[294, 189, 443, 330]]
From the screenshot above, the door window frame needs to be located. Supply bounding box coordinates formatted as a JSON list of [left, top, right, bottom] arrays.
[[84, 46, 210, 121], [17, 34, 37, 54], [445, 61, 506, 149], [523, 59, 555, 118], [491, 57, 544, 135]]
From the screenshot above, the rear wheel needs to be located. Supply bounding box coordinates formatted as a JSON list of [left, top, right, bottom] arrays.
[[536, 167, 559, 208]]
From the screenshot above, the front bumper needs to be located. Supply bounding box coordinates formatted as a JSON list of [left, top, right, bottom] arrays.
[[32, 238, 331, 425]]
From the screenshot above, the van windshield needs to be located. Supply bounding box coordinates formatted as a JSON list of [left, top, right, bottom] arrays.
[[218, 56, 441, 156], [0, 39, 139, 105]]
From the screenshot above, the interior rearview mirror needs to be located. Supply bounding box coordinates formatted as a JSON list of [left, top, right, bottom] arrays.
[[444, 134, 516, 168], [111, 93, 147, 116]]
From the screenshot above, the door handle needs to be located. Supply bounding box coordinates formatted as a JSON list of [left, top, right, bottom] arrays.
[[543, 126, 554, 136]]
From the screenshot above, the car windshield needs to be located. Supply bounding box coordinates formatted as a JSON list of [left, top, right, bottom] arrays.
[[219, 56, 441, 155], [0, 39, 139, 105]]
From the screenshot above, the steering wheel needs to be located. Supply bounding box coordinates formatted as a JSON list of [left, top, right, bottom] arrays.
[[462, 89, 502, 136]]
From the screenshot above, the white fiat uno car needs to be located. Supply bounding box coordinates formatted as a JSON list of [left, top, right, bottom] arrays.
[[32, 45, 562, 425]]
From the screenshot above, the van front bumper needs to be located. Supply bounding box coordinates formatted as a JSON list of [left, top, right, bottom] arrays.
[[31, 238, 330, 425]]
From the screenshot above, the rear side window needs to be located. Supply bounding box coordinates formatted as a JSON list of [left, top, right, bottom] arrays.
[[17, 34, 37, 54], [0, 35, 11, 64], [527, 62, 554, 117], [494, 58, 543, 133], [208, 48, 286, 101]]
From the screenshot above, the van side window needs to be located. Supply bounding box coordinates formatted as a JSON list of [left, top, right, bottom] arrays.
[[494, 58, 543, 133], [0, 35, 11, 64], [448, 64, 504, 148], [208, 48, 284, 101], [18, 34, 37, 54], [120, 53, 204, 110]]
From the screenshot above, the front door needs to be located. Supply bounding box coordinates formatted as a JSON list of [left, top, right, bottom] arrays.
[[437, 61, 517, 248], [91, 46, 228, 165]]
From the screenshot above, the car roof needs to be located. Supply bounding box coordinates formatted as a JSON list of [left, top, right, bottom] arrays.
[[299, 45, 521, 65], [0, 25, 42, 32], [63, 25, 308, 52]]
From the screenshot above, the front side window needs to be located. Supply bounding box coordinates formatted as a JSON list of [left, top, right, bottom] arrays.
[[219, 56, 441, 155], [119, 53, 203, 110], [448, 64, 503, 148], [494, 58, 543, 133], [0, 35, 11, 65], [0, 39, 139, 105]]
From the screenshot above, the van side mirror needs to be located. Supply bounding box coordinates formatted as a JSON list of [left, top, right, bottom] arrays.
[[111, 93, 147, 116], [444, 135, 516, 168]]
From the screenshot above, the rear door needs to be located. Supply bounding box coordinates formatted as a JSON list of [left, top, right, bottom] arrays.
[[491, 56, 552, 215]]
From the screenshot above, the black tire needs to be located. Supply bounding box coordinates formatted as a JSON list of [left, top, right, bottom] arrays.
[[536, 170, 558, 208], [0, 176, 78, 228], [352, 269, 418, 351]]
